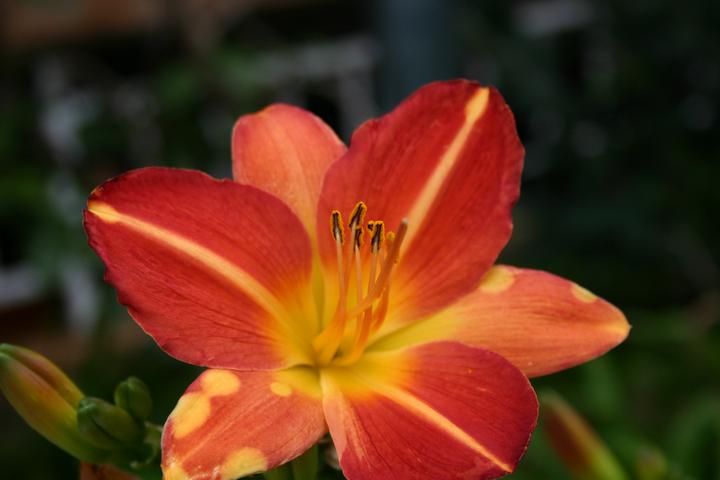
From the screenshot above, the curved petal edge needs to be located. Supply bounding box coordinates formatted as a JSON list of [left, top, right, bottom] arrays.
[[371, 266, 630, 377], [318, 80, 524, 327], [321, 341, 538, 480], [233, 103, 346, 235], [84, 167, 315, 371], [162, 368, 326, 480]]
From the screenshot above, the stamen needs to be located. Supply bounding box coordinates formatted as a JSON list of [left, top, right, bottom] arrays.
[[353, 228, 364, 303], [369, 280, 391, 335], [369, 239, 390, 334], [337, 228, 390, 366], [353, 226, 363, 251], [334, 307, 372, 366], [338, 202, 365, 291], [313, 205, 365, 365], [312, 223, 348, 364], [334, 233, 347, 303], [330, 210, 344, 245], [367, 235, 380, 289], [369, 221, 385, 253], [385, 231, 397, 262], [348, 202, 367, 230], [342, 219, 407, 322], [347, 226, 366, 357], [314, 208, 408, 366]]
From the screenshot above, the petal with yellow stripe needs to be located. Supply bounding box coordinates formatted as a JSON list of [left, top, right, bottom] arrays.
[[233, 104, 346, 236], [320, 342, 537, 480], [317, 80, 524, 327], [84, 168, 315, 370], [370, 266, 630, 377], [162, 368, 326, 480]]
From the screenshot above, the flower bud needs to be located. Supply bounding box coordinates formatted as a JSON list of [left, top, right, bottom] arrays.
[[114, 377, 152, 421], [635, 447, 669, 480], [541, 392, 628, 480], [80, 462, 139, 480], [77, 397, 143, 450], [0, 344, 108, 463], [0, 343, 83, 407]]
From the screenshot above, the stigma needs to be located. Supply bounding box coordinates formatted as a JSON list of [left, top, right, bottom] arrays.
[[313, 202, 407, 366]]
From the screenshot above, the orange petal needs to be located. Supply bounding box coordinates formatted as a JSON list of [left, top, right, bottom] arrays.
[[233, 104, 346, 236], [321, 342, 538, 479], [162, 368, 325, 480], [371, 266, 630, 377], [84, 168, 316, 370], [317, 80, 523, 326]]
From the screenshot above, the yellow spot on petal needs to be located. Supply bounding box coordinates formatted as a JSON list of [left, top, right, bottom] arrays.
[[171, 392, 211, 439], [202, 370, 241, 396], [163, 463, 189, 480], [270, 382, 292, 397], [479, 266, 515, 293], [220, 448, 268, 479], [571, 283, 597, 303]]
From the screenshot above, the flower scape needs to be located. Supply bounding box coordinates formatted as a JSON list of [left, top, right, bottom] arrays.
[[83, 80, 629, 480]]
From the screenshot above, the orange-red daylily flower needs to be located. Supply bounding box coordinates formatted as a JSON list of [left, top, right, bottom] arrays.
[[84, 80, 629, 480]]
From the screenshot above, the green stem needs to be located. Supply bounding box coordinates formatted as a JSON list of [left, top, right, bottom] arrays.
[[264, 463, 293, 480]]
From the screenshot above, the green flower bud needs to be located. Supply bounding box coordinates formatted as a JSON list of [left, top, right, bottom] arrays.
[[77, 397, 143, 450], [0, 344, 108, 463], [0, 344, 83, 407], [114, 377, 152, 421], [635, 447, 669, 480], [541, 392, 628, 480]]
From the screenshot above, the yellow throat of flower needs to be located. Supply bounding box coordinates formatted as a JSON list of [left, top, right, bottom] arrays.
[[312, 201, 408, 367]]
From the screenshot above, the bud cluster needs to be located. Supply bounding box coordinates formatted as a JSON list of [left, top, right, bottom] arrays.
[[0, 344, 160, 473]]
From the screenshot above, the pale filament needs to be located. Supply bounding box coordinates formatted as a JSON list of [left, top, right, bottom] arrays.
[[314, 206, 366, 365], [312, 212, 349, 364], [369, 245, 391, 336], [344, 221, 406, 320], [335, 225, 382, 366], [313, 203, 407, 366]]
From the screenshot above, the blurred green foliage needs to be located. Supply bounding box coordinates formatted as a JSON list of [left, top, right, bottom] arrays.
[[1, 0, 718, 478]]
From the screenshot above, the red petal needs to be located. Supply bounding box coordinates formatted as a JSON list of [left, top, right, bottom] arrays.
[[84, 168, 315, 370], [371, 266, 630, 377], [162, 368, 325, 480], [233, 104, 346, 235], [317, 80, 523, 326], [321, 342, 538, 480]]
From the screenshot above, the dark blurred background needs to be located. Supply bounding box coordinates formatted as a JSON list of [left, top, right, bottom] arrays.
[[1, 0, 718, 478]]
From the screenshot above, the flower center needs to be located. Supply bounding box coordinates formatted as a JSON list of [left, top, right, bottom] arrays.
[[312, 202, 408, 366]]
